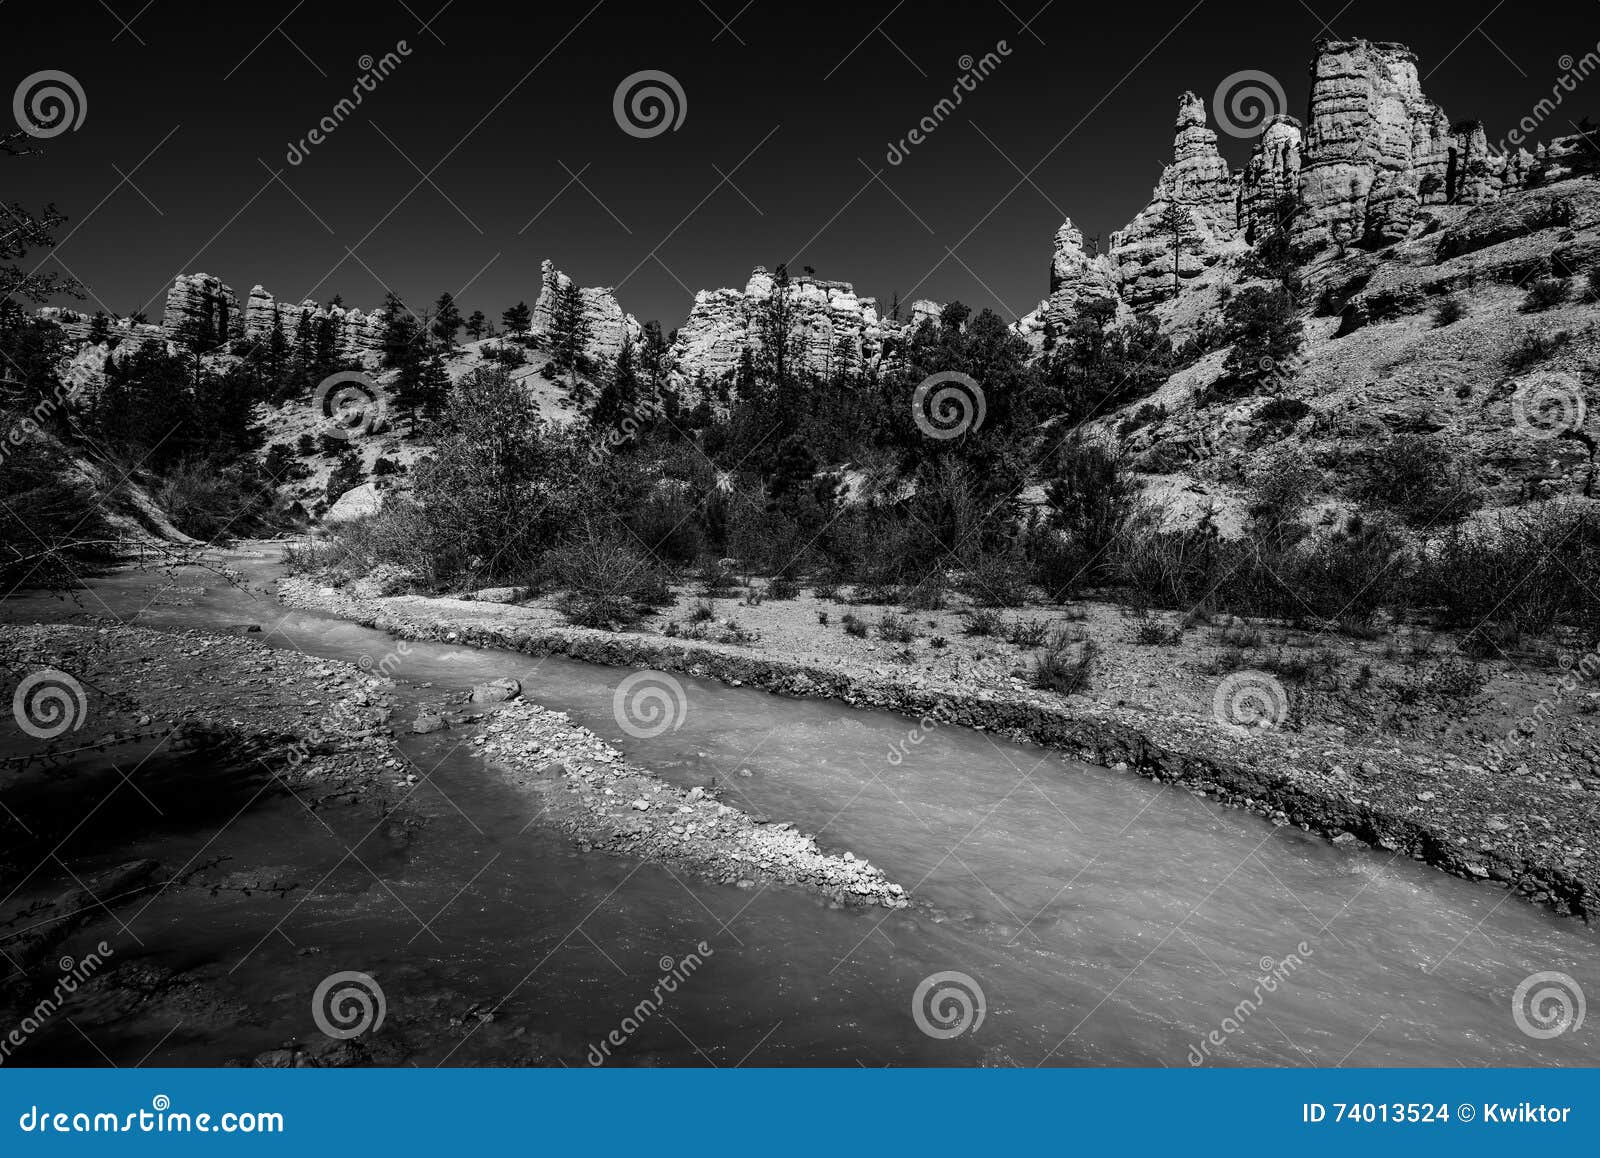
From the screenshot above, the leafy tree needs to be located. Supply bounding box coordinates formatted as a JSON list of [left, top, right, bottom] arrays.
[[1, 131, 80, 306], [326, 447, 365, 504]]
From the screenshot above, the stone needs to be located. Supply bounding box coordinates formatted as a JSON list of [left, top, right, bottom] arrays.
[[162, 273, 242, 345], [324, 482, 382, 524], [529, 259, 641, 370], [469, 677, 521, 704], [1109, 92, 1245, 307]]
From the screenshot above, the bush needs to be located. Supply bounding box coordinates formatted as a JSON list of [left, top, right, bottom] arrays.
[[766, 575, 800, 599], [296, 433, 317, 457], [548, 532, 669, 628], [878, 614, 916, 642], [1127, 618, 1181, 646], [484, 343, 527, 367], [1432, 297, 1466, 326], [961, 608, 1004, 636], [1253, 397, 1311, 430], [841, 613, 868, 638], [158, 458, 281, 541], [1504, 327, 1571, 373], [1363, 435, 1480, 527], [1003, 618, 1049, 647], [1032, 639, 1096, 695], [960, 545, 1031, 606], [1522, 277, 1570, 312]]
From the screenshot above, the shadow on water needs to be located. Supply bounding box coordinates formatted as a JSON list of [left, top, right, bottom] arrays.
[[1, 547, 1596, 1067]]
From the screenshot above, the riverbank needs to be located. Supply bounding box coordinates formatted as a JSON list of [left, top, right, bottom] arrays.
[[277, 576, 1600, 922]]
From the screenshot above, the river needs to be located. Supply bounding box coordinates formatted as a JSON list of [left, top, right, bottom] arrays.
[[0, 547, 1593, 1066]]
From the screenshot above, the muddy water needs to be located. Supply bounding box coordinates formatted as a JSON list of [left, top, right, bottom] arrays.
[[1, 549, 1594, 1066]]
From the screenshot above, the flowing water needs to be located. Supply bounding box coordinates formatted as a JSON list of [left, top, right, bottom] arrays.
[[1, 548, 1594, 1067]]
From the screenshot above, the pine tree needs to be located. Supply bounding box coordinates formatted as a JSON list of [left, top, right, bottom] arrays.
[[415, 352, 451, 424], [549, 279, 590, 389], [380, 291, 419, 370], [734, 346, 760, 406], [465, 309, 486, 341], [87, 311, 110, 346], [312, 312, 340, 377], [502, 300, 531, 335], [757, 263, 800, 400], [592, 339, 640, 438], [266, 307, 290, 401], [432, 291, 462, 348], [1156, 201, 1201, 300]]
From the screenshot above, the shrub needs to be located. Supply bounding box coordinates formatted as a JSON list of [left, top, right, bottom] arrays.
[[1363, 435, 1479, 526], [1522, 277, 1570, 312], [689, 599, 715, 622], [698, 559, 741, 596], [1504, 327, 1571, 373], [296, 433, 317, 457], [548, 532, 669, 627], [1587, 266, 1600, 301], [961, 608, 1004, 636], [960, 546, 1031, 607], [484, 343, 527, 367], [901, 571, 948, 610], [1003, 618, 1049, 647], [878, 614, 916, 643], [766, 575, 800, 600], [817, 610, 829, 626], [1432, 297, 1466, 326], [1254, 397, 1311, 430], [842, 613, 868, 638], [1032, 639, 1096, 695], [158, 458, 281, 541], [1127, 619, 1181, 646]]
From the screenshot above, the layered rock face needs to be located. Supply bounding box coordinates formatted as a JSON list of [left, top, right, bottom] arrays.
[[1109, 93, 1247, 306], [1237, 115, 1304, 241], [667, 267, 931, 387], [529, 259, 641, 370], [1290, 39, 1540, 249], [161, 273, 243, 344], [242, 285, 386, 360]]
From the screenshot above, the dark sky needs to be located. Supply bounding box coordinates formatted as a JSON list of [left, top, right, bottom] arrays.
[[6, 1, 1598, 331]]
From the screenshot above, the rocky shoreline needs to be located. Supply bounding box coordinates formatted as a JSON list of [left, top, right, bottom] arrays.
[[465, 695, 905, 907], [277, 577, 1599, 923]]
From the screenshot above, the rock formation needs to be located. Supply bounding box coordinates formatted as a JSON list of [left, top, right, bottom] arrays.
[[1237, 115, 1304, 242], [529, 259, 641, 370], [161, 273, 243, 345], [666, 267, 932, 388], [241, 284, 385, 361], [1109, 92, 1247, 306]]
